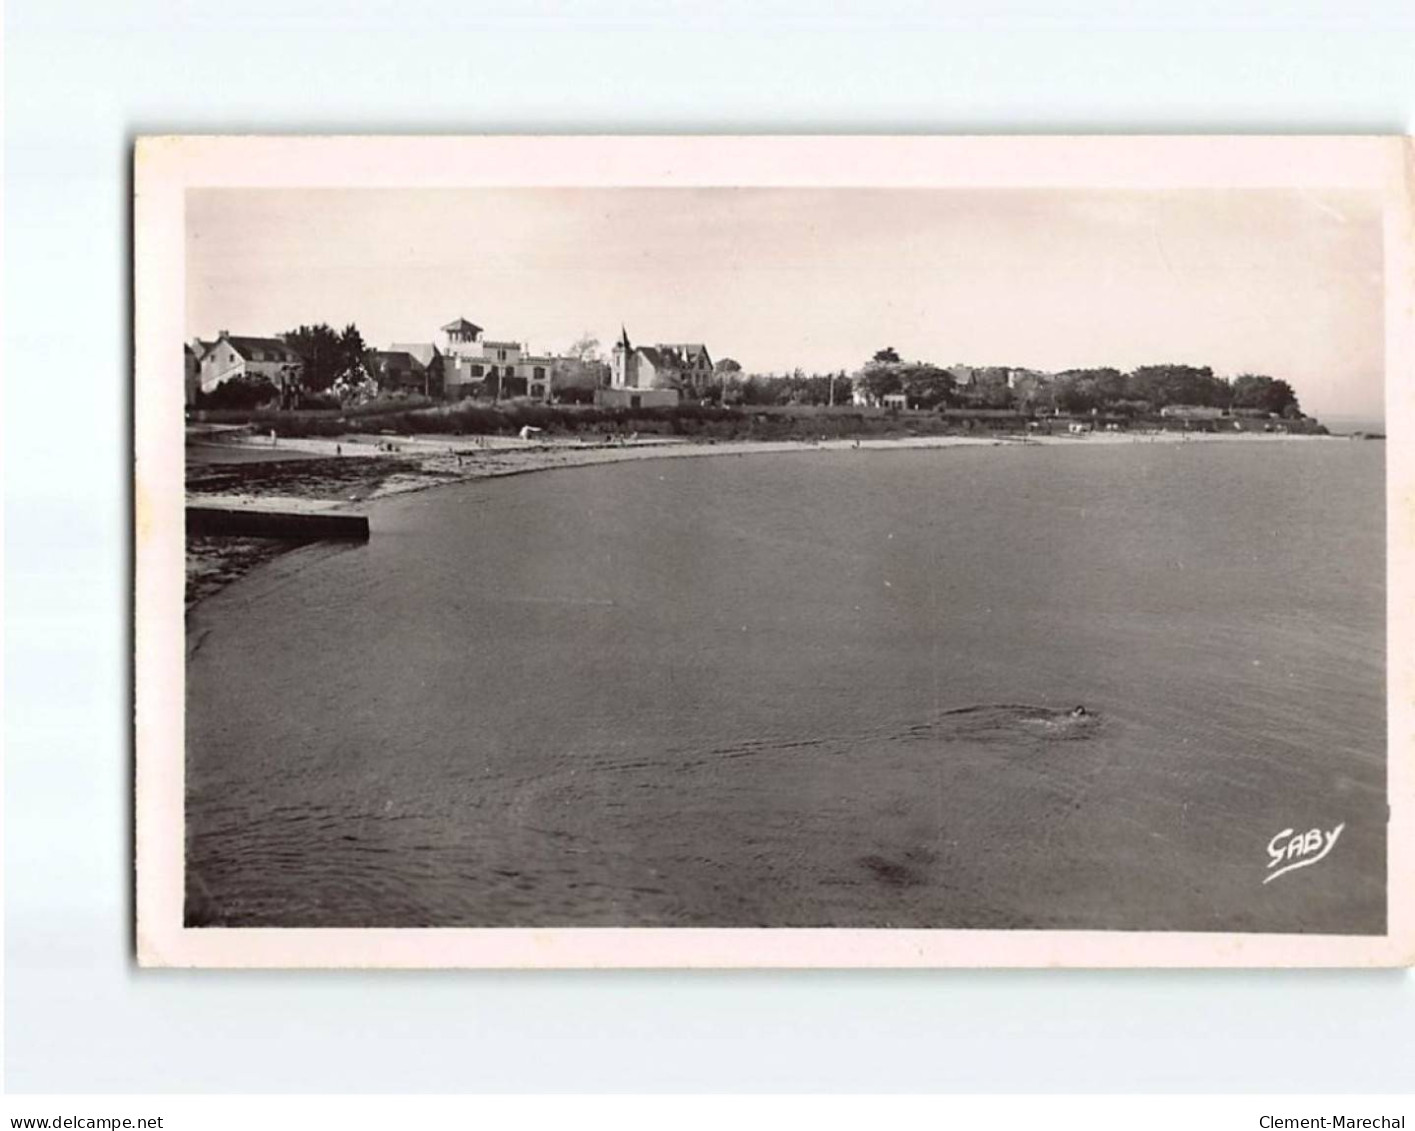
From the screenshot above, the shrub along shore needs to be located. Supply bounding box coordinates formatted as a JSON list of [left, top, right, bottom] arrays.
[[190, 398, 1330, 442]]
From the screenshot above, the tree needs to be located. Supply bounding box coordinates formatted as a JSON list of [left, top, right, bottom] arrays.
[[897, 364, 956, 409], [1053, 368, 1126, 414], [337, 324, 368, 383], [737, 372, 808, 406], [331, 368, 379, 406], [968, 367, 1015, 409], [854, 363, 904, 404], [705, 358, 745, 404], [1052, 373, 1098, 414], [280, 324, 344, 392], [1054, 367, 1126, 406], [567, 332, 602, 363], [1231, 374, 1300, 416], [872, 347, 901, 364], [799, 370, 848, 406], [1128, 364, 1226, 409], [1010, 371, 1056, 415]]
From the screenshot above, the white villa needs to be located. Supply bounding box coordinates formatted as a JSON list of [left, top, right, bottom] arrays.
[[192, 333, 305, 396], [438, 317, 556, 403]]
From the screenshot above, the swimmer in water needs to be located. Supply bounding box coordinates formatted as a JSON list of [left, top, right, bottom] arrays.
[[1070, 705, 1088, 719]]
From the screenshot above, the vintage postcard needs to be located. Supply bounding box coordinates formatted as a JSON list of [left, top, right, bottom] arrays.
[[135, 136, 1414, 967]]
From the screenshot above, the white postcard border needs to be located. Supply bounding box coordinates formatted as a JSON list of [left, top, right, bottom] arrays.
[[135, 135, 1415, 967]]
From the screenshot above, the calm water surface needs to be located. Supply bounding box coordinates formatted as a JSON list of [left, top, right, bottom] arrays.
[[186, 441, 1385, 930]]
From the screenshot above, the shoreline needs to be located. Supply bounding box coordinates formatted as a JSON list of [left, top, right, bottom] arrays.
[[194, 425, 1346, 503], [185, 429, 1351, 608]]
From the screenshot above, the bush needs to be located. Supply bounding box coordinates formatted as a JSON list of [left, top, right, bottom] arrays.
[[198, 374, 279, 411], [296, 391, 342, 411], [211, 399, 1049, 441]]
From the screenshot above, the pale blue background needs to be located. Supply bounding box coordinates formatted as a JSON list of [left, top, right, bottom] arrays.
[[5, 0, 1414, 1094]]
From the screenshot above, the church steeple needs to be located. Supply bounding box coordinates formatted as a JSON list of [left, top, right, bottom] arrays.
[[613, 325, 637, 389]]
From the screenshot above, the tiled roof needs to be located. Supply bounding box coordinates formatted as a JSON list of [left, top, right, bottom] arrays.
[[224, 336, 304, 364], [636, 347, 683, 370], [373, 350, 425, 372], [391, 342, 440, 368], [441, 318, 483, 334], [658, 342, 710, 362], [481, 339, 521, 350]]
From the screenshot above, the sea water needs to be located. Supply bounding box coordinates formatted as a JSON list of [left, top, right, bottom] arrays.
[[186, 440, 1385, 931]]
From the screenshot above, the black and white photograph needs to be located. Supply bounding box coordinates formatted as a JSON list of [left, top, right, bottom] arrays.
[[17, 0, 1415, 1113], [134, 136, 1414, 967]]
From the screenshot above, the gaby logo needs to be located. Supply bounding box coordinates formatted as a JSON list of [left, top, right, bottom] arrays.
[[1265, 823, 1345, 884]]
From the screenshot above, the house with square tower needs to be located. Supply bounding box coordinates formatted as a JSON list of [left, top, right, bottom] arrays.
[[437, 316, 555, 402]]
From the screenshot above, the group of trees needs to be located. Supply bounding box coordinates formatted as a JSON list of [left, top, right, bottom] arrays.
[[1037, 365, 1301, 417], [700, 358, 852, 407], [726, 370, 852, 407], [851, 351, 1304, 418], [282, 323, 370, 394], [853, 349, 1019, 410]]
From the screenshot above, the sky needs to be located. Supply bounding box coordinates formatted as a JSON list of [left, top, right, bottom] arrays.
[[187, 187, 1385, 420]]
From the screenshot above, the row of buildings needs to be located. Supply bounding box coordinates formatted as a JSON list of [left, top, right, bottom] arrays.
[[185, 317, 715, 409]]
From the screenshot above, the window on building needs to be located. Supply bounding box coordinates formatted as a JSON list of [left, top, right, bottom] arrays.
[[533, 367, 545, 379], [471, 365, 483, 377], [498, 349, 506, 361]]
